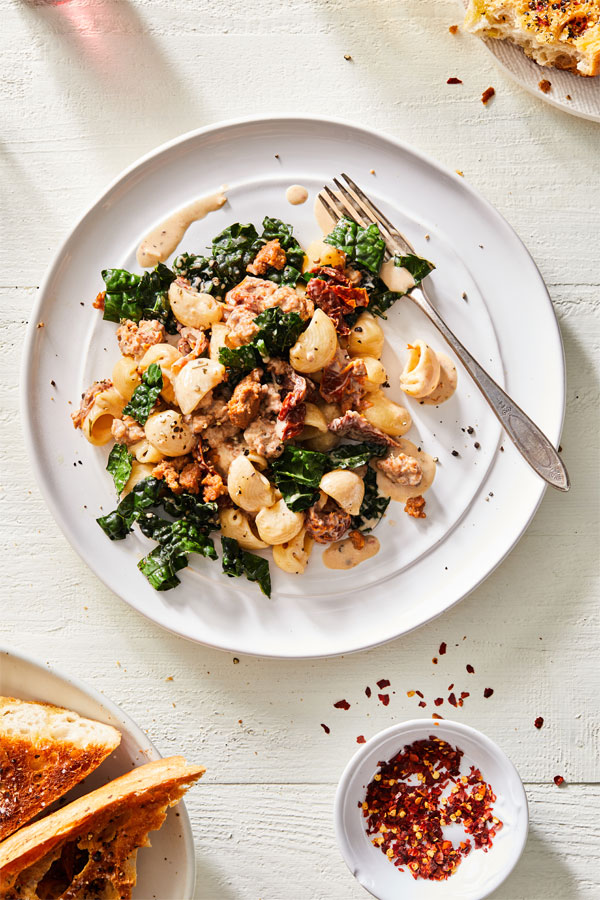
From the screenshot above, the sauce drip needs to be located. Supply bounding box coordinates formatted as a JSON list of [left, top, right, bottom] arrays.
[[286, 184, 308, 205], [323, 535, 380, 570], [136, 187, 228, 268], [421, 352, 458, 405]]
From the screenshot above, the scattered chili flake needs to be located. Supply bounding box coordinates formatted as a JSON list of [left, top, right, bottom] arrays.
[[483, 688, 494, 699], [416, 691, 424, 699], [439, 642, 447, 655], [448, 683, 454, 691], [434, 697, 444, 707], [534, 716, 544, 729], [378, 693, 390, 706], [407, 690, 416, 698], [343, 53, 352, 61], [539, 79, 552, 93], [447, 77, 463, 84], [449, 24, 458, 34], [418, 701, 427, 708], [448, 692, 458, 708], [365, 686, 372, 698], [356, 735, 366, 743], [481, 86, 495, 105], [334, 699, 351, 710], [432, 713, 443, 720], [320, 723, 330, 734], [460, 692, 470, 700], [553, 775, 564, 786], [466, 664, 475, 674], [432, 657, 438, 665], [378, 679, 391, 690]]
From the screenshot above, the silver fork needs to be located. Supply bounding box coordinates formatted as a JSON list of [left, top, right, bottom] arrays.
[[318, 174, 569, 492]]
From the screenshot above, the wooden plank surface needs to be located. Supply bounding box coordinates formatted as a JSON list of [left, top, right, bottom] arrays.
[[1, 1, 599, 897]]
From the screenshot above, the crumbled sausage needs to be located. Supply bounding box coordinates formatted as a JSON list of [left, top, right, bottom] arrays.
[[183, 391, 231, 433], [111, 415, 146, 446], [247, 239, 287, 276], [404, 495, 426, 518], [243, 418, 284, 458], [224, 277, 314, 347], [376, 453, 422, 486], [152, 455, 203, 495], [116, 319, 165, 359], [201, 470, 229, 503], [176, 325, 209, 358], [228, 368, 263, 429], [71, 379, 113, 429], [305, 501, 352, 544]]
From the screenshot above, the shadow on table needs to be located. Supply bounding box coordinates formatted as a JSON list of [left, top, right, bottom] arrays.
[[17, 0, 207, 168], [491, 824, 578, 899]]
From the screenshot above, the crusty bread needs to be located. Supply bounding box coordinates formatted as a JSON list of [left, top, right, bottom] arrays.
[[465, 0, 600, 77], [0, 697, 121, 841], [0, 755, 204, 899]]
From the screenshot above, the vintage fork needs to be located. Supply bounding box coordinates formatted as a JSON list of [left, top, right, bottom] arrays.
[[318, 174, 569, 492]]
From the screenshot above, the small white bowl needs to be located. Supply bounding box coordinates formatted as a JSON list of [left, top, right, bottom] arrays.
[[334, 719, 528, 900]]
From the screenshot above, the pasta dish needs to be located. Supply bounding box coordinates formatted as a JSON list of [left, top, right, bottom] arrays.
[[71, 206, 456, 596]]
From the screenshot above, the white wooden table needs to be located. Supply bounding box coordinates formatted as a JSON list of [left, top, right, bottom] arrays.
[[2, 1, 599, 897]]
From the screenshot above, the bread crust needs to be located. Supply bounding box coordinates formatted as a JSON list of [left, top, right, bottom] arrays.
[[465, 0, 600, 77], [0, 697, 121, 841], [0, 756, 204, 899]]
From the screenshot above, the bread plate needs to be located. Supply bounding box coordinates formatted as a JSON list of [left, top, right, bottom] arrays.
[[0, 647, 196, 900], [461, 0, 600, 121], [22, 116, 565, 657]]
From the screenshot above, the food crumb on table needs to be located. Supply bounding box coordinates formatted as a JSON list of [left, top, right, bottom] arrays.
[[539, 79, 552, 93], [481, 86, 495, 105]]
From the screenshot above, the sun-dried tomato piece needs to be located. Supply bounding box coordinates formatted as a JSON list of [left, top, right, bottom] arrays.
[[306, 270, 369, 334]]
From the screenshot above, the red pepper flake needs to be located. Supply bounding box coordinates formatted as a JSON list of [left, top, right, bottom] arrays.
[[407, 690, 416, 698], [554, 775, 564, 786], [534, 716, 544, 729], [434, 697, 444, 706], [334, 699, 351, 710], [320, 723, 330, 734], [449, 24, 458, 34], [448, 683, 454, 691], [460, 691, 470, 699], [483, 688, 494, 699], [466, 664, 475, 674], [539, 79, 552, 93], [448, 692, 458, 708], [432, 713, 443, 719], [365, 686, 372, 698], [356, 735, 366, 744], [439, 642, 447, 655], [363, 736, 502, 880], [377, 679, 391, 690], [419, 701, 427, 708], [378, 693, 390, 706], [481, 86, 495, 105], [416, 690, 424, 699], [432, 657, 438, 665], [447, 77, 462, 84]]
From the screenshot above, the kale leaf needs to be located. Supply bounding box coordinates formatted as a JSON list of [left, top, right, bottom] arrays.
[[138, 516, 218, 591], [221, 536, 271, 597], [122, 363, 163, 425], [106, 443, 133, 494], [172, 253, 218, 295], [97, 476, 163, 541], [259, 217, 304, 285], [394, 253, 435, 287], [270, 445, 328, 511], [160, 493, 219, 531], [101, 264, 177, 332], [351, 467, 390, 533], [324, 217, 386, 273], [327, 442, 387, 470], [211, 223, 260, 290], [218, 308, 307, 379]]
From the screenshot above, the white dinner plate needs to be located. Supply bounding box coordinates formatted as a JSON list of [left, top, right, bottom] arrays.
[[0, 647, 196, 899], [460, 0, 600, 121], [22, 116, 565, 658]]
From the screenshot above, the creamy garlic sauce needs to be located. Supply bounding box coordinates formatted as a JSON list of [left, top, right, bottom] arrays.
[[374, 438, 436, 503], [136, 187, 228, 268], [421, 352, 458, 405], [323, 534, 380, 570], [286, 184, 308, 205]]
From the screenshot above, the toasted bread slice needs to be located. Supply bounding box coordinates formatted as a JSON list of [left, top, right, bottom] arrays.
[[0, 697, 121, 842], [0, 755, 204, 899], [465, 0, 600, 77]]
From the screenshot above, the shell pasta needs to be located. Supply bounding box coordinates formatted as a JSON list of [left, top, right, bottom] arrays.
[[72, 208, 451, 595]]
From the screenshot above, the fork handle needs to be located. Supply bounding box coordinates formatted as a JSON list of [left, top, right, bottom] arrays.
[[409, 288, 570, 492]]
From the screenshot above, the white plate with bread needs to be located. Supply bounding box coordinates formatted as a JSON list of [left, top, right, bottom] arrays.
[[462, 0, 600, 121], [0, 647, 202, 899]]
